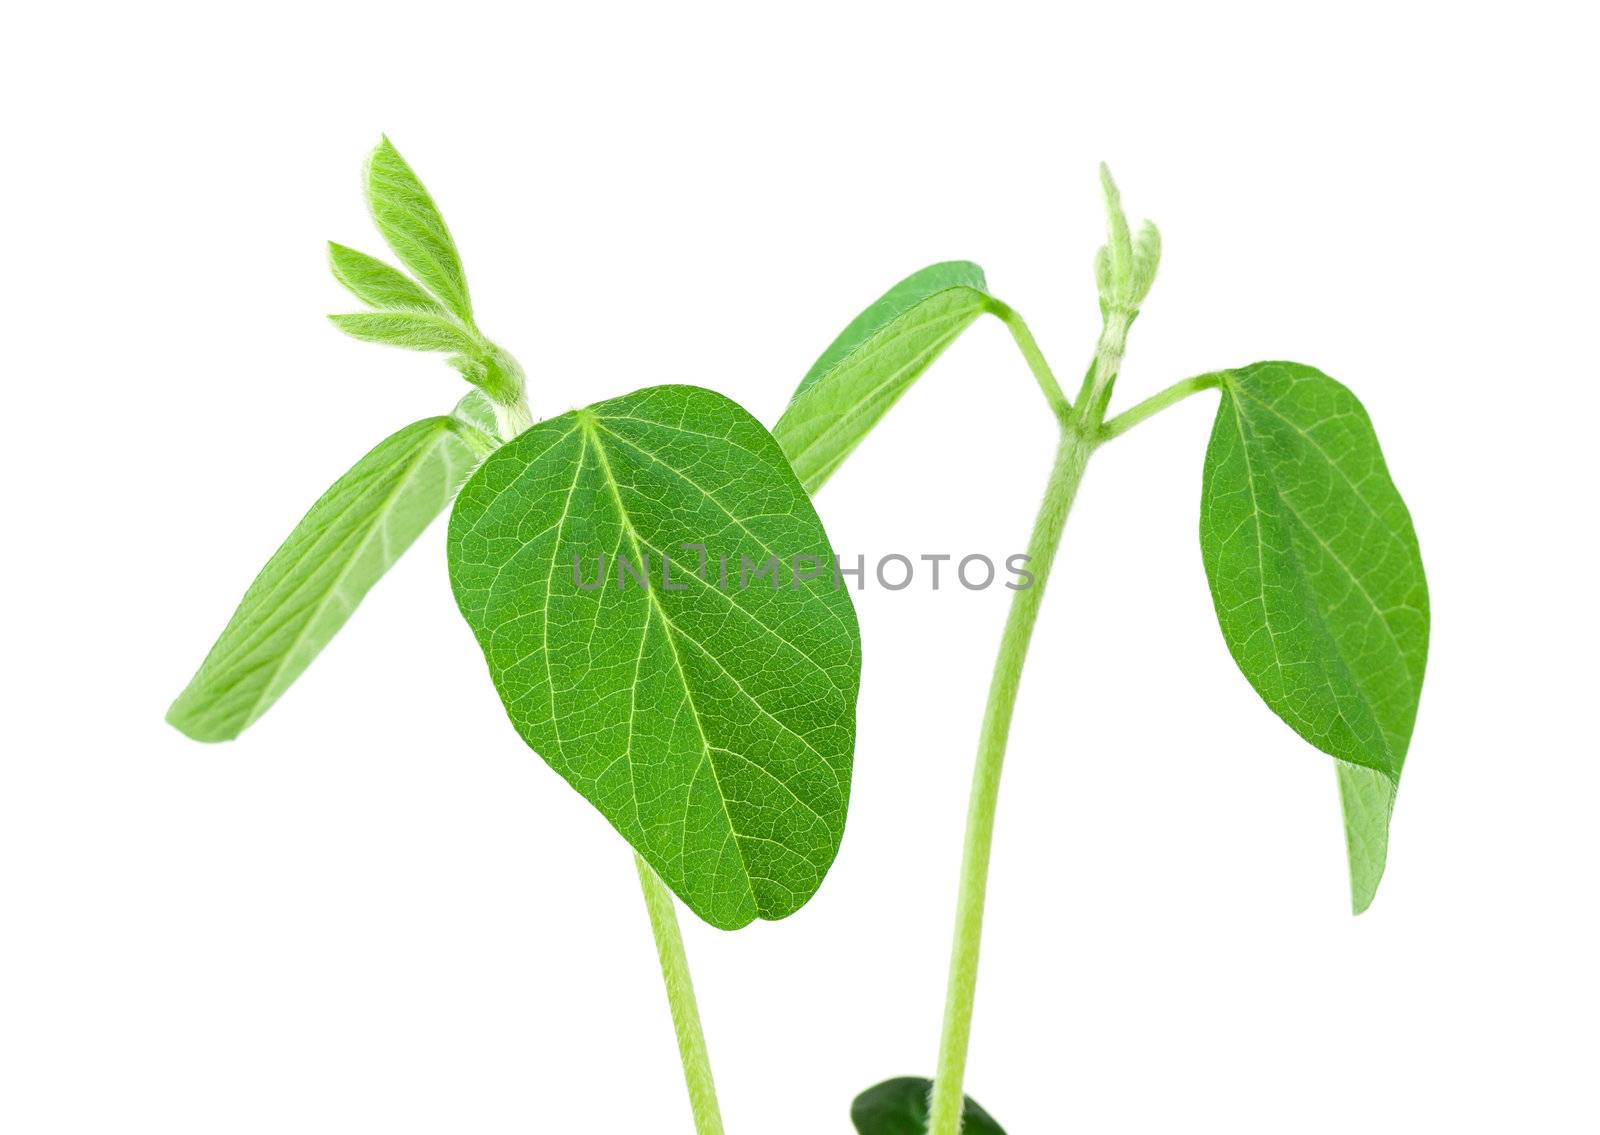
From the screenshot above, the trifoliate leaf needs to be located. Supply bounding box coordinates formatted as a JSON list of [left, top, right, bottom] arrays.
[[365, 137, 474, 324]]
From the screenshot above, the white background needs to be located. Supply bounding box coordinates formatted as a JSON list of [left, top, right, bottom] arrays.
[[3, 3, 1596, 1132]]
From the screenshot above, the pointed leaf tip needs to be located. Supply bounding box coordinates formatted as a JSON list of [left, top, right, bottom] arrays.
[[167, 418, 490, 742], [1097, 164, 1134, 305], [327, 241, 450, 315], [1099, 160, 1119, 199], [363, 136, 474, 324]]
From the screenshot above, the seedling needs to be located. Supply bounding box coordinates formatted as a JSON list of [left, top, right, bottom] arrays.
[[773, 168, 1428, 1133], [167, 144, 1429, 1135], [168, 139, 862, 1134]]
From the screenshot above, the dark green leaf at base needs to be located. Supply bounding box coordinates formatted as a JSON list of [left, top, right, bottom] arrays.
[[851, 1077, 1006, 1135]]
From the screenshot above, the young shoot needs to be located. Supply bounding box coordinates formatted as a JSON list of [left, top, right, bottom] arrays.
[[168, 139, 864, 1135], [773, 165, 1428, 1134]]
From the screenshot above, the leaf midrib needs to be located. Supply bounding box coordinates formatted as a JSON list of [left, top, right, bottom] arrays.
[[1231, 381, 1421, 692], [784, 303, 979, 468], [196, 422, 451, 694], [577, 413, 760, 915], [234, 423, 462, 729], [591, 416, 854, 659], [1225, 387, 1400, 777]]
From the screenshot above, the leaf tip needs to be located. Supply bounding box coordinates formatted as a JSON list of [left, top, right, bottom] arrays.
[[165, 698, 235, 744], [1095, 163, 1137, 306], [1348, 841, 1387, 914], [1098, 159, 1117, 197]]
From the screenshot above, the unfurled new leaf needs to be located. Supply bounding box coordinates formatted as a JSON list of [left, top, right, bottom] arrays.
[[1095, 164, 1160, 311], [168, 417, 496, 742], [448, 385, 862, 929], [1131, 220, 1161, 305], [328, 242, 448, 314], [773, 262, 993, 493], [1198, 361, 1429, 911], [1099, 162, 1134, 296], [365, 137, 474, 324], [334, 144, 527, 408], [850, 1077, 1006, 1135], [328, 311, 483, 354]]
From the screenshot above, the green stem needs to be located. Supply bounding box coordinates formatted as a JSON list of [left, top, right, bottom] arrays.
[[635, 852, 725, 1135], [927, 421, 1097, 1135], [989, 301, 1072, 421], [1074, 307, 1133, 421], [1098, 372, 1221, 441], [493, 394, 535, 440]]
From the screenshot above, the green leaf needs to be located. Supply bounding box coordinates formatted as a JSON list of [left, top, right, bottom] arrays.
[[365, 137, 474, 324], [850, 1077, 1006, 1135], [773, 262, 993, 493], [328, 311, 482, 354], [448, 385, 862, 929], [447, 353, 491, 389], [1198, 361, 1429, 911], [168, 417, 495, 742], [327, 241, 449, 315]]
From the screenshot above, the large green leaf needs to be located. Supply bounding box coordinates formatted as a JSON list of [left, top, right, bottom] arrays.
[[850, 1077, 1006, 1135], [448, 384, 862, 929], [773, 262, 993, 492], [365, 137, 474, 324], [169, 417, 497, 742], [1198, 362, 1429, 911]]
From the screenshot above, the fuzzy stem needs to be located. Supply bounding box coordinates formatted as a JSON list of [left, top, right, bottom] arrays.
[[492, 393, 535, 441], [1099, 372, 1222, 440], [927, 422, 1096, 1135], [635, 853, 725, 1135], [1074, 308, 1133, 425], [988, 301, 1072, 421]]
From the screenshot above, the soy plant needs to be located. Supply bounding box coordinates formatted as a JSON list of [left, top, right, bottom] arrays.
[[770, 168, 1429, 1134], [167, 139, 862, 1134]]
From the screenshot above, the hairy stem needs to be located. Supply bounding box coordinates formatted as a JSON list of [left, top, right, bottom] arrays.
[[493, 395, 535, 441], [635, 853, 725, 1135], [1074, 308, 1133, 423], [928, 422, 1096, 1135], [989, 301, 1072, 422], [1099, 372, 1221, 440]]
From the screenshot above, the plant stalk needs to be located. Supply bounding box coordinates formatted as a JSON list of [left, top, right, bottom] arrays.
[[493, 395, 535, 440], [927, 420, 1097, 1134], [635, 852, 725, 1135], [990, 301, 1072, 419], [1099, 372, 1221, 440]]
